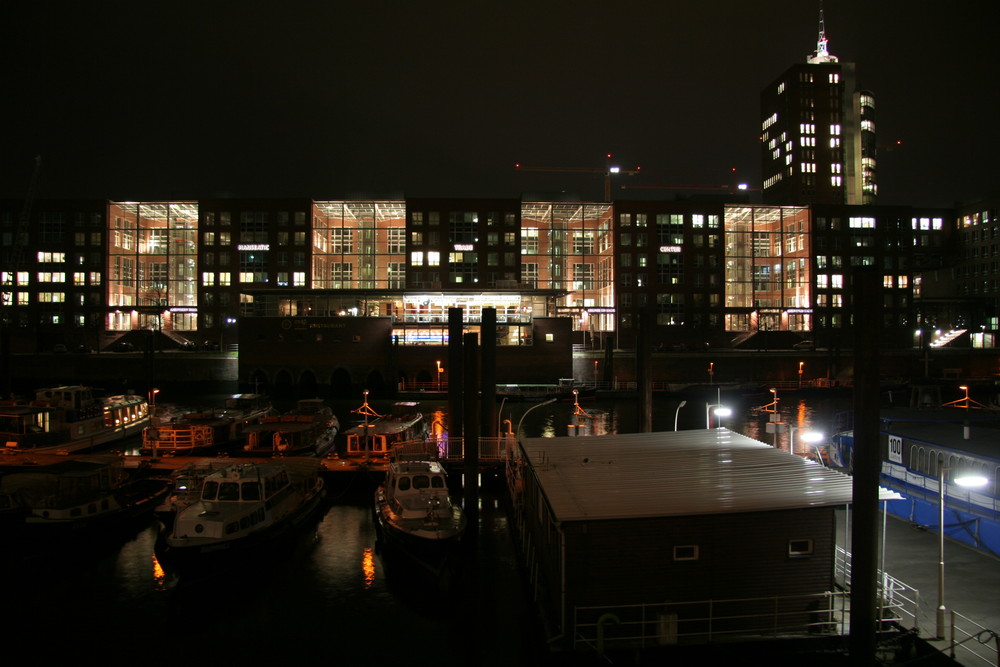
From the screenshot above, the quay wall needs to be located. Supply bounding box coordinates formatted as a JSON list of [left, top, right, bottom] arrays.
[[573, 347, 1000, 389], [5, 345, 997, 399]]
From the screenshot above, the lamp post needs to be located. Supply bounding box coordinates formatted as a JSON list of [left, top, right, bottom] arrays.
[[798, 361, 804, 388], [788, 425, 823, 457], [708, 362, 714, 385], [593, 360, 599, 388], [436, 360, 443, 391], [516, 398, 557, 439], [674, 400, 686, 431], [148, 387, 160, 460], [936, 467, 989, 639]]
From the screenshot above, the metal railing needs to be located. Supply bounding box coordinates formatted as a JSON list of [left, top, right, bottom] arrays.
[[389, 436, 514, 464], [945, 611, 1000, 666], [573, 592, 850, 652], [835, 546, 921, 632]]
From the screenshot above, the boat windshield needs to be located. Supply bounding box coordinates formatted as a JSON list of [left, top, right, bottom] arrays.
[[217, 482, 240, 501], [202, 480, 218, 500], [241, 482, 261, 500], [413, 475, 430, 489]]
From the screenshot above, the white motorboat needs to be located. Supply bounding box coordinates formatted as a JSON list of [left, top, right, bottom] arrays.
[[374, 457, 466, 575], [159, 458, 325, 560]]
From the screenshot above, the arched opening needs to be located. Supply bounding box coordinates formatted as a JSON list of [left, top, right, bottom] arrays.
[[274, 369, 295, 398], [329, 367, 354, 398], [298, 369, 319, 398], [364, 370, 387, 398]]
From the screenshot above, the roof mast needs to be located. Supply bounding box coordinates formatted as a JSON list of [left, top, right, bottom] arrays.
[[807, 0, 838, 63]]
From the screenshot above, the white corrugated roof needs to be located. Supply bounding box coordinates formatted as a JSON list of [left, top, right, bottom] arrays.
[[519, 429, 902, 522]]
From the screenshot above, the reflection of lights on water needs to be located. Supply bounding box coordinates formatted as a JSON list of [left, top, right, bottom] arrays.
[[152, 553, 167, 590], [362, 547, 375, 589]]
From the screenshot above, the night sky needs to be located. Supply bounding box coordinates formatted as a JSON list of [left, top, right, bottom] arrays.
[[4, 1, 997, 208]]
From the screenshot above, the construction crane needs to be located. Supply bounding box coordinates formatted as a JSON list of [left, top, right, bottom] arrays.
[[620, 167, 761, 195], [514, 154, 642, 202]]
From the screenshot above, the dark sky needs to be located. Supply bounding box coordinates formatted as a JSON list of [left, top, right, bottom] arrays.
[[3, 1, 997, 208]]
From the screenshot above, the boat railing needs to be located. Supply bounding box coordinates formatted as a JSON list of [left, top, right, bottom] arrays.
[[389, 436, 515, 464]]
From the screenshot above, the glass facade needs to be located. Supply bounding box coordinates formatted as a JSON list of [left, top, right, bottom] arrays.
[[107, 202, 198, 331]]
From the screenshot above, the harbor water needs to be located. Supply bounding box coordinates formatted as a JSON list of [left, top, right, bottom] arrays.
[[3, 390, 853, 666]]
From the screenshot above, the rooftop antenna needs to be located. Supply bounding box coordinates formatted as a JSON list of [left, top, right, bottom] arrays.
[[807, 0, 838, 63]]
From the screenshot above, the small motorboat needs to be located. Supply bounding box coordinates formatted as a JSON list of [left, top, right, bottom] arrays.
[[374, 457, 466, 576], [158, 458, 325, 561]]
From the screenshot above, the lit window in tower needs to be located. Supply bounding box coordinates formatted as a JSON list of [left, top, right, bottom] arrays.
[[830, 176, 842, 187], [828, 73, 840, 84], [831, 163, 842, 174], [861, 120, 875, 132], [830, 124, 842, 135], [801, 163, 816, 173], [829, 137, 841, 148], [799, 123, 816, 135]]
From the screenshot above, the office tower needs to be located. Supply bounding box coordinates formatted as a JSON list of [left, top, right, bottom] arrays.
[[760, 9, 876, 205]]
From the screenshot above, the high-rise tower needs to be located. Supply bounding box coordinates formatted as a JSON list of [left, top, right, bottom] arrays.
[[760, 6, 876, 205]]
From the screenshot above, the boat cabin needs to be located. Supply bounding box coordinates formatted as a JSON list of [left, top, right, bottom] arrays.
[[200, 464, 290, 503], [384, 460, 451, 518]]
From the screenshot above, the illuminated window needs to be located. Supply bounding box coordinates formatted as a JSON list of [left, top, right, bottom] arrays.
[[522, 228, 539, 254], [410, 251, 424, 266], [427, 251, 440, 266], [849, 217, 876, 229], [38, 292, 65, 303], [218, 273, 231, 286], [388, 229, 406, 253], [831, 274, 844, 288], [293, 272, 306, 287], [829, 124, 841, 135], [202, 273, 215, 286], [73, 272, 86, 286], [828, 73, 840, 84]]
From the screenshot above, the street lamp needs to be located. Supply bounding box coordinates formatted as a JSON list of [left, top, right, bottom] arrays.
[[674, 400, 686, 431], [788, 425, 823, 457], [708, 362, 714, 385], [798, 361, 804, 388], [436, 360, 443, 391], [936, 467, 989, 639], [593, 360, 599, 388], [705, 402, 732, 429], [516, 398, 557, 439]]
